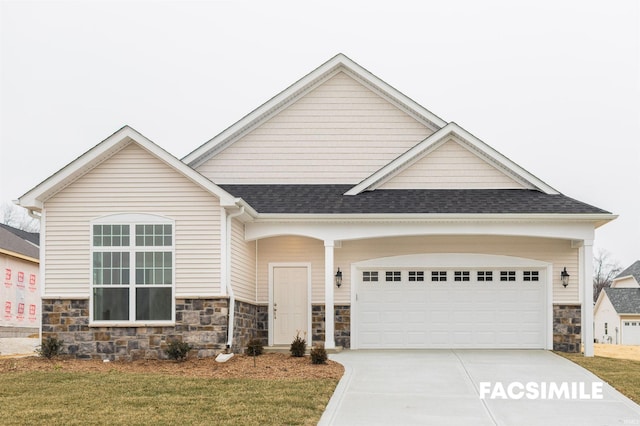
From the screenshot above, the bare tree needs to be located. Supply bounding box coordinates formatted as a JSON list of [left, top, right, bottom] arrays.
[[593, 250, 622, 302], [0, 201, 40, 232]]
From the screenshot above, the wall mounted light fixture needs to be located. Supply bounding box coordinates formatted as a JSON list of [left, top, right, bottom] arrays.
[[561, 267, 570, 288], [335, 268, 343, 288]]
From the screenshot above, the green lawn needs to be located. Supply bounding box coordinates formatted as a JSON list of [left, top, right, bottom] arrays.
[[0, 372, 338, 425], [557, 352, 640, 404]]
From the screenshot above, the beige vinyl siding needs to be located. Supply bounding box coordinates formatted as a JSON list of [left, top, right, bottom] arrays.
[[257, 237, 325, 303], [197, 71, 433, 184], [257, 235, 578, 305], [44, 143, 222, 297], [230, 218, 257, 302], [380, 139, 525, 189]]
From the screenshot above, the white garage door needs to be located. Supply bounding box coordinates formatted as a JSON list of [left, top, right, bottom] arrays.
[[356, 268, 546, 349], [622, 321, 640, 345]]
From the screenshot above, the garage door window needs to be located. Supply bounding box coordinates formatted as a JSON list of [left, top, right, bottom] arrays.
[[363, 271, 378, 282], [523, 271, 539, 281], [386, 271, 401, 282], [500, 271, 516, 282], [408, 271, 424, 282], [454, 271, 470, 282], [431, 271, 447, 282], [477, 271, 493, 281]]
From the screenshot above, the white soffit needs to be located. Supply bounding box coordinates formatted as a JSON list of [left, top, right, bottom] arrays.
[[182, 53, 448, 168], [346, 122, 559, 195]]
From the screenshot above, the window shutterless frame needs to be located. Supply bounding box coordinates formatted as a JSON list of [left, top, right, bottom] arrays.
[[90, 214, 175, 326]]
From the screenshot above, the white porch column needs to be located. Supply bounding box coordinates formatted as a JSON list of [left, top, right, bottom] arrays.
[[324, 240, 336, 349], [582, 241, 594, 357]]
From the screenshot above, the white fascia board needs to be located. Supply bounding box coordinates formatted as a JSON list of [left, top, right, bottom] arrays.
[[249, 213, 616, 223], [346, 122, 559, 196], [18, 126, 238, 210], [0, 248, 39, 264], [245, 215, 616, 241], [182, 53, 447, 168]]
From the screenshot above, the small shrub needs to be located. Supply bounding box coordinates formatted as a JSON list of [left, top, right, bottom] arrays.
[[36, 337, 64, 359], [246, 338, 264, 356], [165, 340, 192, 361], [310, 344, 328, 364], [290, 331, 307, 357]]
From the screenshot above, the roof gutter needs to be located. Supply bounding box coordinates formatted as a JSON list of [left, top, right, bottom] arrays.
[[247, 212, 617, 227]]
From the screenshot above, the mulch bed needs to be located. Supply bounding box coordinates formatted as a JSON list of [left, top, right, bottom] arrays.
[[0, 353, 344, 380]]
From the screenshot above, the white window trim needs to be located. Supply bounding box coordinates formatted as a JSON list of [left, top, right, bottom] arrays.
[[89, 214, 176, 327]]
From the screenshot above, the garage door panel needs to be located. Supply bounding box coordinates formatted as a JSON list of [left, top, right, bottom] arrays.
[[622, 321, 640, 345], [382, 332, 404, 345], [383, 311, 403, 324], [407, 332, 428, 344], [475, 331, 498, 345], [453, 332, 473, 344], [430, 331, 450, 345], [357, 267, 546, 349]]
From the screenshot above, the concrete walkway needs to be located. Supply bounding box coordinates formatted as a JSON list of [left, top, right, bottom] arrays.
[[319, 350, 640, 426]]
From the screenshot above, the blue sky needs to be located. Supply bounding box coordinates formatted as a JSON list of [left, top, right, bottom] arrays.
[[1, 0, 638, 266]]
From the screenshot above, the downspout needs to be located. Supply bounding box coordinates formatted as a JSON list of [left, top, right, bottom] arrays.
[[224, 205, 245, 351]]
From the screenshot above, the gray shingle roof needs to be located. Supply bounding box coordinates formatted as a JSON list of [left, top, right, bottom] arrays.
[[219, 185, 611, 215], [615, 260, 640, 283], [0, 224, 39, 246], [0, 225, 39, 260], [604, 287, 640, 314]]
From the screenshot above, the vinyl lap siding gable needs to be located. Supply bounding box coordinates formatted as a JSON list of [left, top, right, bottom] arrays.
[[44, 143, 222, 297], [379, 139, 525, 190], [196, 71, 433, 184]]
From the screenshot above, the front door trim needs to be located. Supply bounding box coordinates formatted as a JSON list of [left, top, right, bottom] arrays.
[[268, 262, 312, 346]]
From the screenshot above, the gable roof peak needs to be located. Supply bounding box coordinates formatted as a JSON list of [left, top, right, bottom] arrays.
[[345, 121, 560, 195], [17, 125, 238, 211], [615, 260, 640, 283], [182, 54, 448, 168]]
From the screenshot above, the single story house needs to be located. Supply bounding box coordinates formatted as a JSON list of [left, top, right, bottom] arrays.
[[594, 261, 640, 345], [18, 54, 615, 360], [0, 224, 40, 337]]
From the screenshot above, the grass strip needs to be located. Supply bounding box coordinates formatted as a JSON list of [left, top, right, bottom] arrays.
[[558, 352, 640, 403], [0, 371, 338, 425]]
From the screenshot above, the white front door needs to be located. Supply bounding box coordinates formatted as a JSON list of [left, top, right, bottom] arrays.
[[273, 266, 309, 345]]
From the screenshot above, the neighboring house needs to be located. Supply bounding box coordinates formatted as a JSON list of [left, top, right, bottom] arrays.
[[17, 54, 615, 360], [594, 261, 640, 345], [0, 223, 40, 337]]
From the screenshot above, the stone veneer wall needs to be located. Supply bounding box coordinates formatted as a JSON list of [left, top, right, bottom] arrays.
[[553, 304, 582, 353], [232, 300, 268, 353], [311, 304, 350, 348], [42, 298, 229, 361]]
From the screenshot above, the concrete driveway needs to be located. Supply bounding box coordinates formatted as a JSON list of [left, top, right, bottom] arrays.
[[319, 350, 640, 426]]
